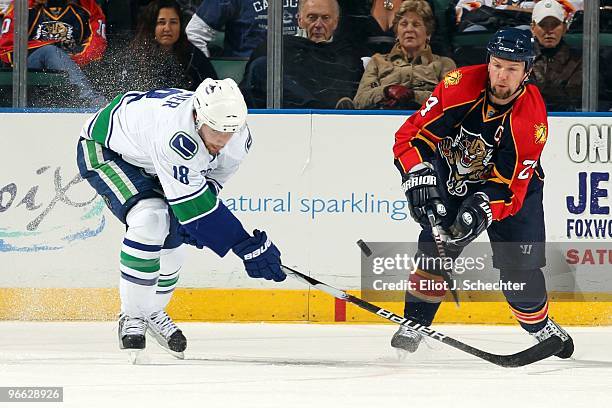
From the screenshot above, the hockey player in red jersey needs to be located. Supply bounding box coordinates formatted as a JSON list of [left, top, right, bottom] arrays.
[[0, 0, 106, 66], [0, 0, 106, 106], [391, 27, 574, 358]]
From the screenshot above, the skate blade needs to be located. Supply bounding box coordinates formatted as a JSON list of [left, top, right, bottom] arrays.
[[166, 349, 185, 360], [126, 350, 141, 365], [154, 341, 185, 359], [394, 348, 408, 361]]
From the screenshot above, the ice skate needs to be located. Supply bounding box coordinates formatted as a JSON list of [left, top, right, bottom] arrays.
[[530, 318, 574, 359], [391, 326, 423, 358], [118, 313, 147, 364], [147, 310, 187, 359]]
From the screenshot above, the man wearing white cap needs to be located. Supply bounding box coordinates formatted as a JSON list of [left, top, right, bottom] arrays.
[[530, 0, 582, 110]]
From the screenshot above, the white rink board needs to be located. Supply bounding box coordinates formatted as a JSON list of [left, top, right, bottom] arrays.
[[0, 112, 610, 288]]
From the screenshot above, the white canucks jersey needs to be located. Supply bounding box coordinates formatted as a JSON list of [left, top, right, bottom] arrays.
[[80, 88, 252, 225]]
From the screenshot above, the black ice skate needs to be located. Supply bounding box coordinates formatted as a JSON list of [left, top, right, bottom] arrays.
[[391, 326, 423, 354], [118, 313, 147, 364], [530, 318, 574, 359], [147, 310, 187, 359]]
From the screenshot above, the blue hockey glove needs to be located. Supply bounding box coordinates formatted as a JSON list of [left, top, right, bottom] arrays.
[[232, 230, 285, 282], [402, 162, 447, 227], [446, 192, 493, 250]]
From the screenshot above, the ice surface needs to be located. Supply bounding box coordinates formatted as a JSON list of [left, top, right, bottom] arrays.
[[0, 323, 611, 407]]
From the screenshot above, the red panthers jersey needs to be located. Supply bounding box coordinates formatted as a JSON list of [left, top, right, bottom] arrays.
[[393, 64, 548, 221], [0, 0, 106, 66]]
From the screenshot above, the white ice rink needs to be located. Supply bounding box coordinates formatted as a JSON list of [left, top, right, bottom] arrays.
[[1, 322, 611, 408]]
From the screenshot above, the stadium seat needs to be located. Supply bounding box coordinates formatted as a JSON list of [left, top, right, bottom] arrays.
[[0, 68, 73, 107], [210, 58, 249, 84]]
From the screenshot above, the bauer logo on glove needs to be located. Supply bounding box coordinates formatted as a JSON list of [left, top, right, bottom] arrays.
[[232, 230, 286, 282], [243, 238, 272, 260]]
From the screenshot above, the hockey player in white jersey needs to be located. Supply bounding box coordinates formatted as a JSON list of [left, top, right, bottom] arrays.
[[76, 78, 285, 359]]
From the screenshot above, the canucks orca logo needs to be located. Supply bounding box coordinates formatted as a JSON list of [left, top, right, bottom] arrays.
[[440, 127, 494, 196], [170, 132, 198, 160]]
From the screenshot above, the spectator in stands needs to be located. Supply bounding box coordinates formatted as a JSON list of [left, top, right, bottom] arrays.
[[530, 0, 582, 111], [96, 0, 217, 98], [175, 0, 203, 19], [0, 0, 10, 17], [455, 1, 533, 32], [0, 0, 107, 107], [185, 0, 299, 58], [341, 0, 455, 110], [336, 0, 449, 57], [240, 0, 367, 109], [335, 0, 399, 55]]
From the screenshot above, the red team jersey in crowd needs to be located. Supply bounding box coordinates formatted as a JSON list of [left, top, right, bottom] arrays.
[[393, 64, 548, 221], [0, 0, 106, 66]]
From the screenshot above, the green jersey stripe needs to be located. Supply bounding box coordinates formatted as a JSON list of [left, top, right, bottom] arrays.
[[170, 187, 218, 223], [98, 163, 134, 201], [83, 141, 137, 201], [91, 94, 124, 146], [84, 139, 101, 168], [81, 141, 126, 203], [158, 276, 179, 287], [107, 161, 138, 196], [120, 252, 160, 273]]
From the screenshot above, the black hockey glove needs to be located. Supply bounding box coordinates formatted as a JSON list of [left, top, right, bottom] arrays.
[[446, 192, 493, 250], [402, 162, 447, 227], [232, 230, 286, 282]]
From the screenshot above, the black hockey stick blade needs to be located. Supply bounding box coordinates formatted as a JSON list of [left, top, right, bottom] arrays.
[[281, 264, 564, 367], [443, 335, 563, 368]]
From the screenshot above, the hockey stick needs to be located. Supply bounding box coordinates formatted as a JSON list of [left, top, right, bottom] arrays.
[[426, 209, 460, 306], [281, 264, 563, 368]]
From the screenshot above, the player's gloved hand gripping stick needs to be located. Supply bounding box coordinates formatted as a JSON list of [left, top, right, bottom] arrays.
[[402, 162, 459, 305], [430, 192, 493, 305], [402, 162, 446, 227], [233, 230, 285, 282], [282, 263, 563, 367]]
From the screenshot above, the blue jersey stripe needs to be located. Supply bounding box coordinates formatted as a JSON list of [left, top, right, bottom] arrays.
[[166, 183, 208, 203], [123, 238, 162, 252], [120, 272, 158, 286]]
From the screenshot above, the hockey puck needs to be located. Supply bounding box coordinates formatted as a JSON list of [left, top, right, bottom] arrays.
[[356, 239, 372, 257]]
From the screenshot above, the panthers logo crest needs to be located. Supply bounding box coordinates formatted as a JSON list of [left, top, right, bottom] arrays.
[[34, 21, 75, 48], [443, 70, 462, 88], [440, 127, 494, 196], [534, 123, 547, 144]]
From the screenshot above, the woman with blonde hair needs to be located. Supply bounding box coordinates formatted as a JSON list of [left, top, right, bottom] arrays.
[[348, 0, 456, 110]]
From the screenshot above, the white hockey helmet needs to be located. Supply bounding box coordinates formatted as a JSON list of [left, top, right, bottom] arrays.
[[193, 78, 248, 133]]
